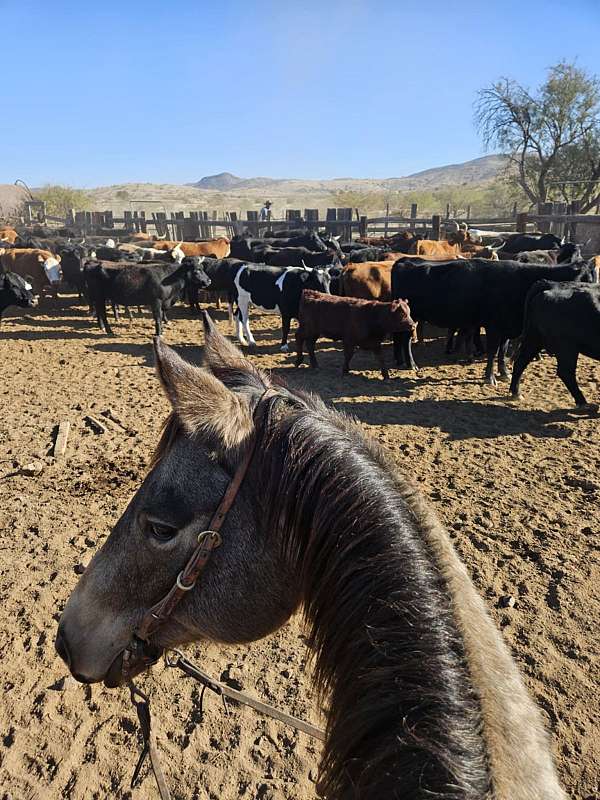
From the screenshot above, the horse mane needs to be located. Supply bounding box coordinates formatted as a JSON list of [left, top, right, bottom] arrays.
[[260, 394, 491, 798]]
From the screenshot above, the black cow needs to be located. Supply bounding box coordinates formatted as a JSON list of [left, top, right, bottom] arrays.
[[232, 264, 331, 350], [85, 259, 211, 336], [348, 247, 392, 263], [510, 281, 600, 410], [94, 245, 144, 262], [59, 244, 98, 299], [0, 272, 36, 322], [391, 257, 597, 384], [498, 233, 563, 256], [257, 246, 341, 268]]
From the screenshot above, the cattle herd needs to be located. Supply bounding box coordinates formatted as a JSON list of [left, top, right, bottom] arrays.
[[1, 219, 599, 409]]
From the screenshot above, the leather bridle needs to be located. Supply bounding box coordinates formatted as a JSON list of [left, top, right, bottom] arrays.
[[111, 385, 324, 799], [121, 386, 278, 682]]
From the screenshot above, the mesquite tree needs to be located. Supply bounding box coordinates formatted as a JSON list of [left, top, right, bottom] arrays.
[[475, 62, 600, 211]]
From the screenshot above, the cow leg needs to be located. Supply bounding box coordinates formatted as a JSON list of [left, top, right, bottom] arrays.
[[228, 300, 235, 332], [496, 339, 510, 381], [342, 342, 355, 374], [373, 343, 389, 379], [294, 330, 306, 367], [126, 306, 134, 324], [112, 303, 120, 321], [243, 316, 257, 348], [555, 350, 589, 408], [307, 338, 319, 369], [473, 328, 484, 357], [393, 332, 404, 366], [152, 301, 163, 337], [510, 338, 542, 399], [280, 316, 291, 352], [100, 300, 113, 335], [445, 329, 457, 354], [484, 331, 502, 385]]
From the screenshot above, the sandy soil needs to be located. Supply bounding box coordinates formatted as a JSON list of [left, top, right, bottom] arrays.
[[0, 297, 598, 800]]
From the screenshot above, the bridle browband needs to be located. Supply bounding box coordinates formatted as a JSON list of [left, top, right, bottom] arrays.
[[115, 385, 324, 799], [122, 386, 279, 679]]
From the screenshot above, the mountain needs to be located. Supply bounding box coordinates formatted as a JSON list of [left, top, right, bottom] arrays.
[[190, 172, 244, 190], [86, 155, 507, 215], [187, 155, 506, 193]]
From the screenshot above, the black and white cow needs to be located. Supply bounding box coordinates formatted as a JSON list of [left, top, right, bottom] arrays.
[[0, 272, 37, 322], [232, 264, 331, 350]]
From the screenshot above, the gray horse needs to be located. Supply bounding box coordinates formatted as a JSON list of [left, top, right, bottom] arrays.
[[56, 314, 566, 799]]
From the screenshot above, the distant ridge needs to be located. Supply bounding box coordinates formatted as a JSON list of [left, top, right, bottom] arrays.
[[87, 155, 507, 215], [188, 155, 506, 192]]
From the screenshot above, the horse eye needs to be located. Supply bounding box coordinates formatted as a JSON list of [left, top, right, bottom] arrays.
[[147, 520, 178, 542]]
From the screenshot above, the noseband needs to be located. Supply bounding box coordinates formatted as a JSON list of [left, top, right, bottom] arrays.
[[122, 386, 278, 680]]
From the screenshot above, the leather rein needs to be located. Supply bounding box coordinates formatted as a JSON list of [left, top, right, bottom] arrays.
[[120, 388, 324, 799]]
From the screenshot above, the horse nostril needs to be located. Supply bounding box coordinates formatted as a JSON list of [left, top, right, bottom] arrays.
[[55, 628, 72, 668]]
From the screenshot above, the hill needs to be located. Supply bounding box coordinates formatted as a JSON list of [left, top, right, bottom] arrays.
[[85, 155, 509, 216]]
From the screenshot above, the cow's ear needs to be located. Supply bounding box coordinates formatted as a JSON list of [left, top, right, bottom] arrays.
[[153, 336, 254, 449], [200, 311, 270, 389], [300, 271, 310, 283]]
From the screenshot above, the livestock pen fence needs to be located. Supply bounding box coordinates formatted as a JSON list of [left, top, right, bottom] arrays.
[[20, 199, 600, 250]]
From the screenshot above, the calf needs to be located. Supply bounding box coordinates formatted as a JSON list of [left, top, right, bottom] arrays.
[[0, 272, 36, 322], [232, 264, 330, 350], [295, 290, 416, 379], [85, 259, 211, 336], [510, 280, 600, 410], [0, 248, 62, 297]]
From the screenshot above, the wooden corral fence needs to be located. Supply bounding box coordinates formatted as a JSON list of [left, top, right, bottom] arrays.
[[34, 199, 600, 250]]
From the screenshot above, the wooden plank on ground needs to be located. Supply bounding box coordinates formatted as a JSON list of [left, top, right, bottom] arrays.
[[53, 421, 70, 458]]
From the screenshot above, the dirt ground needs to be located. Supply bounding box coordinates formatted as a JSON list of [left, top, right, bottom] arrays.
[[0, 297, 598, 800]]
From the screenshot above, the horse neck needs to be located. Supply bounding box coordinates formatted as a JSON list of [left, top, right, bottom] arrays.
[[263, 407, 490, 799], [262, 403, 565, 800]]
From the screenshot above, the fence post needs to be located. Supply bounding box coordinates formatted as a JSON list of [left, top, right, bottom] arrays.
[[104, 210, 114, 230], [537, 202, 553, 233], [431, 214, 441, 239], [384, 202, 390, 238], [445, 203, 450, 219], [359, 215, 367, 239], [466, 205, 471, 221], [410, 203, 417, 220], [516, 212, 528, 233], [569, 200, 581, 242]]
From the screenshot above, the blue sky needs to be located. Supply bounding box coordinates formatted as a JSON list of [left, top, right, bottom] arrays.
[[3, 0, 599, 186]]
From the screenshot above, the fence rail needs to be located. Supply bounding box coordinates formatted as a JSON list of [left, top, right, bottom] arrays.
[[19, 201, 600, 245]]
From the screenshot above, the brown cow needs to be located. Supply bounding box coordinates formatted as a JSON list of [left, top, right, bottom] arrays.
[[413, 240, 461, 258], [0, 248, 62, 296], [151, 238, 231, 258], [295, 289, 416, 379], [0, 227, 19, 244], [341, 261, 395, 301]]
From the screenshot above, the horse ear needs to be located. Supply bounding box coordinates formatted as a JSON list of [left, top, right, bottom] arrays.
[[201, 311, 269, 389], [153, 336, 254, 448]]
